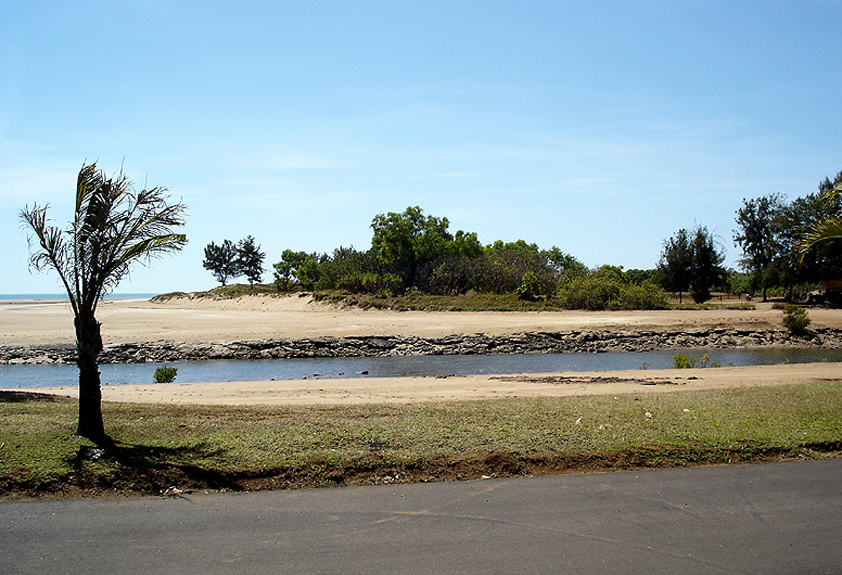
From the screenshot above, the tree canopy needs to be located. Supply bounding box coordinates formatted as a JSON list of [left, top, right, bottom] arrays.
[[658, 226, 724, 304], [370, 206, 455, 290], [203, 239, 239, 286], [237, 235, 265, 288], [734, 194, 786, 301]]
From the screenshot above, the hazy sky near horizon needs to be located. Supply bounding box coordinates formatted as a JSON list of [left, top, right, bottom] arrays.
[[2, 1, 841, 294]]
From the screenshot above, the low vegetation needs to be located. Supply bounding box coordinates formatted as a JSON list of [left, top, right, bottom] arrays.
[[782, 304, 812, 333], [157, 284, 751, 313], [672, 352, 722, 369], [152, 367, 178, 384], [2, 382, 840, 499]]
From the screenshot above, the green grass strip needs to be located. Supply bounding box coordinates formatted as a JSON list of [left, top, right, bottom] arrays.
[[1, 381, 840, 497]]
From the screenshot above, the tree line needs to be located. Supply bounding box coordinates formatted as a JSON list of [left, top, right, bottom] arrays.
[[733, 172, 842, 301], [203, 206, 668, 309], [659, 171, 842, 304], [203, 171, 842, 308]]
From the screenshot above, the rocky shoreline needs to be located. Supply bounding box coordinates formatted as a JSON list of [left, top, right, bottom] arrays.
[[3, 327, 842, 365]]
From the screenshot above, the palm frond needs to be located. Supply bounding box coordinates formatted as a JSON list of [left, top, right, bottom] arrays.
[[20, 204, 80, 315], [796, 184, 842, 260], [821, 184, 842, 212], [796, 217, 842, 257], [22, 162, 188, 317]]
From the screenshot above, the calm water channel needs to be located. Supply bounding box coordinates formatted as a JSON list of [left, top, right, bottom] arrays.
[[2, 348, 842, 388]]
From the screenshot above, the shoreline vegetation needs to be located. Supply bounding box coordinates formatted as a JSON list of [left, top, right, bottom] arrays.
[[2, 288, 841, 500], [155, 284, 751, 311]]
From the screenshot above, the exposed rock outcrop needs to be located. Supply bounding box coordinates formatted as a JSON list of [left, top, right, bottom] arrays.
[[2, 327, 840, 365]]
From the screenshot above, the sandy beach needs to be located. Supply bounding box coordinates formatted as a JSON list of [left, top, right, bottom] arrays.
[[3, 294, 841, 405]]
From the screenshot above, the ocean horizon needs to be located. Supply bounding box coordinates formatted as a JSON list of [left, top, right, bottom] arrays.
[[0, 293, 158, 301]]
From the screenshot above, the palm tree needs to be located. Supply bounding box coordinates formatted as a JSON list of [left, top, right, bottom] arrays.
[[797, 184, 842, 258], [20, 162, 187, 441]]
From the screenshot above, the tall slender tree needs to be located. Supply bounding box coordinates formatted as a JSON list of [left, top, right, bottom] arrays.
[[20, 163, 187, 441], [658, 228, 693, 303], [237, 235, 265, 288], [734, 194, 786, 301], [658, 226, 725, 304], [689, 225, 726, 304]]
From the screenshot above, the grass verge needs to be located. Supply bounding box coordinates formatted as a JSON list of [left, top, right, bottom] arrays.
[[2, 382, 840, 500]]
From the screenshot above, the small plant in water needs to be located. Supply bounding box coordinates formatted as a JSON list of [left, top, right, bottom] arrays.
[[153, 366, 178, 383], [697, 352, 721, 368], [673, 352, 720, 369], [672, 353, 697, 369]]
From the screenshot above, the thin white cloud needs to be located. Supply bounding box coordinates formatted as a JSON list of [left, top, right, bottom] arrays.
[[233, 150, 353, 171]]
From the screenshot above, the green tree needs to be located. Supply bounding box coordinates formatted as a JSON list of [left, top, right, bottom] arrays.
[[516, 270, 540, 300], [689, 225, 726, 303], [734, 194, 786, 301], [473, 240, 558, 295], [273, 249, 311, 291], [237, 235, 265, 289], [622, 268, 655, 285], [542, 246, 588, 279], [776, 187, 842, 295], [20, 163, 187, 441], [370, 206, 454, 290], [452, 230, 483, 258], [658, 228, 693, 303], [658, 226, 724, 304], [203, 239, 239, 286], [297, 257, 322, 291]]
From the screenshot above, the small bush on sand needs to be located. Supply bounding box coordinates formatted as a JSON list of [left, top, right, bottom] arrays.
[[782, 304, 811, 332]]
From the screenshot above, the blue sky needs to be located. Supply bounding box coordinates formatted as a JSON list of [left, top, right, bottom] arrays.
[[3, 1, 841, 294]]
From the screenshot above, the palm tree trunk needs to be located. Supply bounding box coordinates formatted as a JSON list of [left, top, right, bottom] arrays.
[[75, 315, 107, 442]]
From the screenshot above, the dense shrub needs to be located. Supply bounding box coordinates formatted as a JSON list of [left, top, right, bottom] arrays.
[[557, 274, 622, 310], [610, 281, 669, 310], [415, 256, 478, 295], [557, 274, 668, 310]]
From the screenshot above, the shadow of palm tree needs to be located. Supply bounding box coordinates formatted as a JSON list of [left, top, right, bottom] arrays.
[[0, 390, 68, 403], [75, 440, 244, 492]]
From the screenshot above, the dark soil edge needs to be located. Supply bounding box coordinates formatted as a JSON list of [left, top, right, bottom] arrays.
[[3, 442, 839, 501]]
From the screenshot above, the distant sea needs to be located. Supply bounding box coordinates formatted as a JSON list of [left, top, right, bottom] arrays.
[[0, 293, 158, 301]]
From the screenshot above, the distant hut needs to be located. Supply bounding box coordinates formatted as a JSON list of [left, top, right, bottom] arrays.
[[821, 279, 842, 306]]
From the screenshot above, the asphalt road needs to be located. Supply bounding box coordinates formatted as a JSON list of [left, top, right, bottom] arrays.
[[3, 459, 840, 574]]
